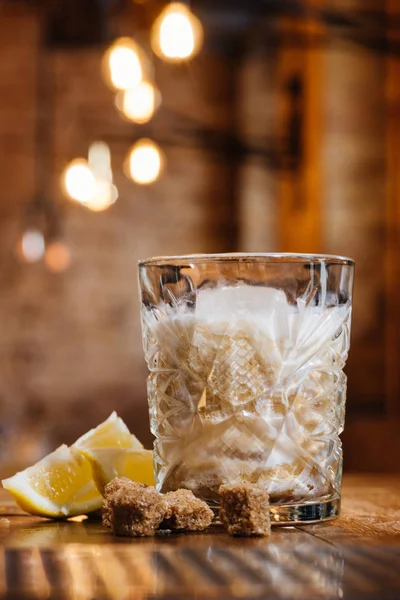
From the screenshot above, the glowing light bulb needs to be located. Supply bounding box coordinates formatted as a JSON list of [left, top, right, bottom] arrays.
[[161, 13, 194, 58], [117, 82, 159, 124], [19, 229, 45, 263], [62, 143, 118, 211], [86, 141, 118, 211], [88, 141, 113, 183], [63, 159, 96, 204], [102, 38, 143, 91], [45, 242, 71, 273], [151, 3, 203, 62], [125, 139, 164, 185], [86, 182, 119, 212]]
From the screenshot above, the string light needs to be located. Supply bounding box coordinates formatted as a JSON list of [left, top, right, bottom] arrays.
[[63, 159, 96, 204], [125, 139, 164, 185], [151, 3, 203, 62], [18, 229, 45, 263], [116, 81, 160, 124], [102, 37, 143, 91], [45, 242, 71, 273]]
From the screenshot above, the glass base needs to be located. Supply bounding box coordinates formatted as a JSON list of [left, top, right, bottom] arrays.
[[269, 496, 341, 525], [211, 496, 340, 526]]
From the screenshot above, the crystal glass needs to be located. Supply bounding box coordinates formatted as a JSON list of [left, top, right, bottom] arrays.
[[138, 253, 354, 523]]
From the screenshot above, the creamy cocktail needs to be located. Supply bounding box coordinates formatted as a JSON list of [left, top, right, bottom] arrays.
[[139, 254, 354, 523]]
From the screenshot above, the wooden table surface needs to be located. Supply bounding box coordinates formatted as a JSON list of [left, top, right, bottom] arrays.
[[0, 474, 399, 599]]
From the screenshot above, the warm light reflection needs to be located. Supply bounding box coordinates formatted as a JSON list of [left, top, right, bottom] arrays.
[[103, 38, 143, 91], [125, 139, 164, 184], [68, 515, 88, 523], [19, 229, 45, 263], [151, 3, 203, 62], [63, 159, 96, 204], [45, 242, 71, 273], [117, 82, 159, 124]]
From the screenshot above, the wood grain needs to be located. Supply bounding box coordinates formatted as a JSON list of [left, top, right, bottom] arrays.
[[0, 475, 399, 599]]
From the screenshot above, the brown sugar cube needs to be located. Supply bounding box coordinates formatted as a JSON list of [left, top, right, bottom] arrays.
[[102, 477, 166, 537], [219, 484, 271, 537], [161, 489, 214, 531]]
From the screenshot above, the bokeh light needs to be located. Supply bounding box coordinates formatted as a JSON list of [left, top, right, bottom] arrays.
[[88, 141, 113, 183], [87, 141, 118, 211], [116, 82, 160, 124], [63, 159, 96, 204], [86, 182, 119, 212], [19, 229, 45, 263], [151, 3, 203, 62], [45, 242, 71, 273], [102, 38, 143, 91], [62, 143, 118, 211], [125, 139, 164, 185]]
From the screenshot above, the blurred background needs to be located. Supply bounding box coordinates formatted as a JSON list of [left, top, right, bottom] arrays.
[[0, 0, 398, 475]]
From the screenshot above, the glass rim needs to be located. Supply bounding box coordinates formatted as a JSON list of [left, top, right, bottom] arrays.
[[138, 252, 355, 267]]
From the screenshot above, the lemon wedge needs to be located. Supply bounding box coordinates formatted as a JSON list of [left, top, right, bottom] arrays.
[[1, 412, 149, 518], [2, 445, 100, 518], [81, 448, 155, 494], [74, 411, 143, 451]]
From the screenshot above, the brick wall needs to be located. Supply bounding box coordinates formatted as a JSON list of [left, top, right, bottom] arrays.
[[0, 3, 238, 473], [0, 2, 394, 473]]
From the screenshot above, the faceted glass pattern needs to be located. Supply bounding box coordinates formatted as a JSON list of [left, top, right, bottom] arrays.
[[138, 254, 354, 522]]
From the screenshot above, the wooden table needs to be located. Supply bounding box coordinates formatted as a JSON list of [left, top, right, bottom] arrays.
[[0, 475, 399, 599]]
